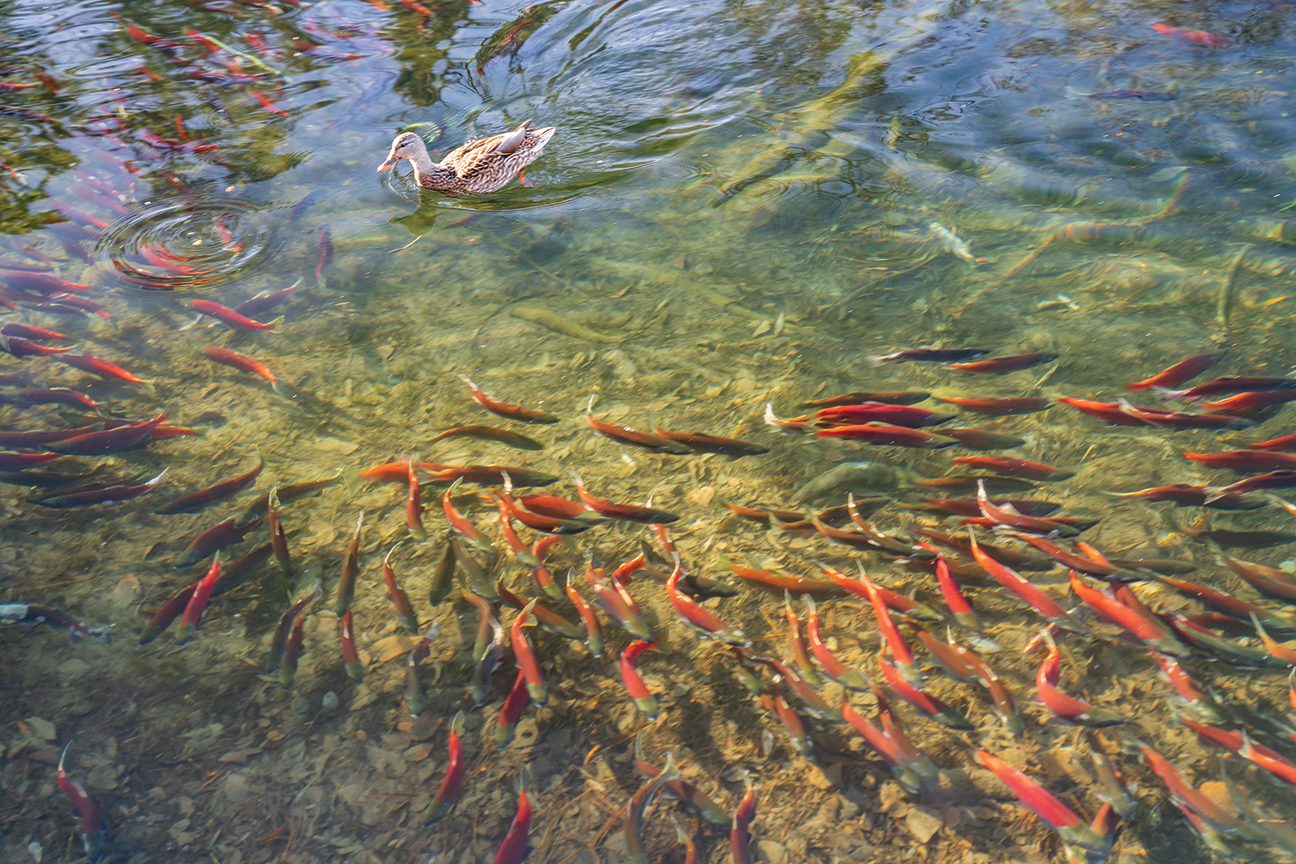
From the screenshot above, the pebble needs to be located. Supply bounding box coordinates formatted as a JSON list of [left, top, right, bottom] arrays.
[[321, 691, 340, 712], [905, 807, 943, 844], [756, 840, 788, 864]]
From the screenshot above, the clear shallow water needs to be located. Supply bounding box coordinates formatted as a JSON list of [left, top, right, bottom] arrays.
[[3, 0, 1296, 862]]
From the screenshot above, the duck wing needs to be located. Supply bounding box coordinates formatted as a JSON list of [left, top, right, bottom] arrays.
[[442, 120, 534, 178]]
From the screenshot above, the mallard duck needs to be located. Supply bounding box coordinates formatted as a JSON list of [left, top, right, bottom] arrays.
[[377, 119, 555, 195]]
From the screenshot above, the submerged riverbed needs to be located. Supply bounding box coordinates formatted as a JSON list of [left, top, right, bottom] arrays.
[[3, 0, 1296, 862]]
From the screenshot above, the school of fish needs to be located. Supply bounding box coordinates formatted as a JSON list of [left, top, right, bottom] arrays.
[[1, 5, 1291, 864]]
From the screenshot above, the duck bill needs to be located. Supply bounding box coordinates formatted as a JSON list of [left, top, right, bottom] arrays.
[[377, 155, 399, 172]]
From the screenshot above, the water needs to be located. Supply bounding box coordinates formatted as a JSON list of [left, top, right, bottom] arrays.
[[3, 0, 1296, 861]]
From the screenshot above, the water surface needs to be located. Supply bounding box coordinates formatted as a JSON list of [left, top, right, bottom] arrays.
[[3, 0, 1296, 861]]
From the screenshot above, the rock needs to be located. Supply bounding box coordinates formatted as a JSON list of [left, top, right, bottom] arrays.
[[905, 807, 943, 843], [24, 716, 56, 741], [220, 772, 251, 804], [756, 840, 787, 864]]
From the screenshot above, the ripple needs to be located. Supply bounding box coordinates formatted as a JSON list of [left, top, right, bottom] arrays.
[[96, 197, 278, 291]]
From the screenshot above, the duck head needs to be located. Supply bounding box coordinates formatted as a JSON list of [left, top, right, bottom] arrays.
[[378, 132, 426, 172]]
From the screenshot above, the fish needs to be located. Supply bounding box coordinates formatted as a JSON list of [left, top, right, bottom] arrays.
[[800, 390, 930, 407], [428, 536, 456, 605], [1033, 629, 1127, 726], [1252, 614, 1296, 665], [3, 603, 106, 639], [812, 402, 953, 428], [730, 785, 757, 864], [266, 590, 319, 673], [760, 689, 813, 756], [1248, 432, 1296, 452], [976, 481, 1084, 536], [941, 427, 1028, 450], [234, 278, 302, 317], [0, 322, 69, 344], [633, 736, 729, 825], [1223, 556, 1296, 602], [969, 532, 1084, 630], [175, 556, 222, 643], [441, 479, 493, 550], [1182, 718, 1296, 786], [191, 299, 281, 331], [929, 222, 977, 262], [1202, 389, 1296, 416], [620, 640, 660, 719], [840, 698, 932, 793], [428, 425, 544, 450], [427, 463, 557, 487], [728, 564, 837, 596], [32, 469, 167, 508], [155, 455, 262, 514], [461, 376, 558, 423], [339, 609, 363, 681], [651, 426, 769, 457], [1057, 397, 1148, 426], [1110, 484, 1264, 511], [817, 564, 943, 620], [1167, 376, 1296, 401], [492, 775, 533, 864], [0, 386, 103, 413], [510, 599, 547, 704], [564, 575, 603, 657], [266, 489, 293, 576], [56, 742, 105, 864], [495, 669, 530, 747], [1127, 353, 1219, 391], [857, 569, 921, 687], [802, 596, 869, 690], [405, 458, 426, 540], [588, 565, 652, 639], [1, 335, 69, 358], [173, 512, 261, 567], [1011, 535, 1123, 578], [952, 456, 1073, 481], [47, 414, 167, 455], [974, 750, 1110, 862], [1139, 744, 1240, 833], [911, 497, 1061, 519], [949, 352, 1057, 374], [918, 543, 980, 630], [936, 395, 1050, 416], [666, 558, 747, 645], [406, 624, 441, 717], [1188, 526, 1296, 548], [1151, 22, 1230, 47], [381, 543, 419, 634], [1086, 89, 1176, 101], [239, 472, 341, 522], [334, 513, 364, 615], [815, 422, 955, 448], [573, 474, 678, 523], [875, 347, 988, 363], [672, 817, 699, 864], [203, 345, 278, 390], [1190, 449, 1296, 473], [586, 397, 690, 453], [427, 711, 466, 824]]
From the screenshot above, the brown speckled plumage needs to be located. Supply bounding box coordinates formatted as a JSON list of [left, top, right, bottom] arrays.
[[377, 119, 555, 195]]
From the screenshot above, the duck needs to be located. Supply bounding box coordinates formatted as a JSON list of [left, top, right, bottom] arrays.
[[377, 119, 555, 195]]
